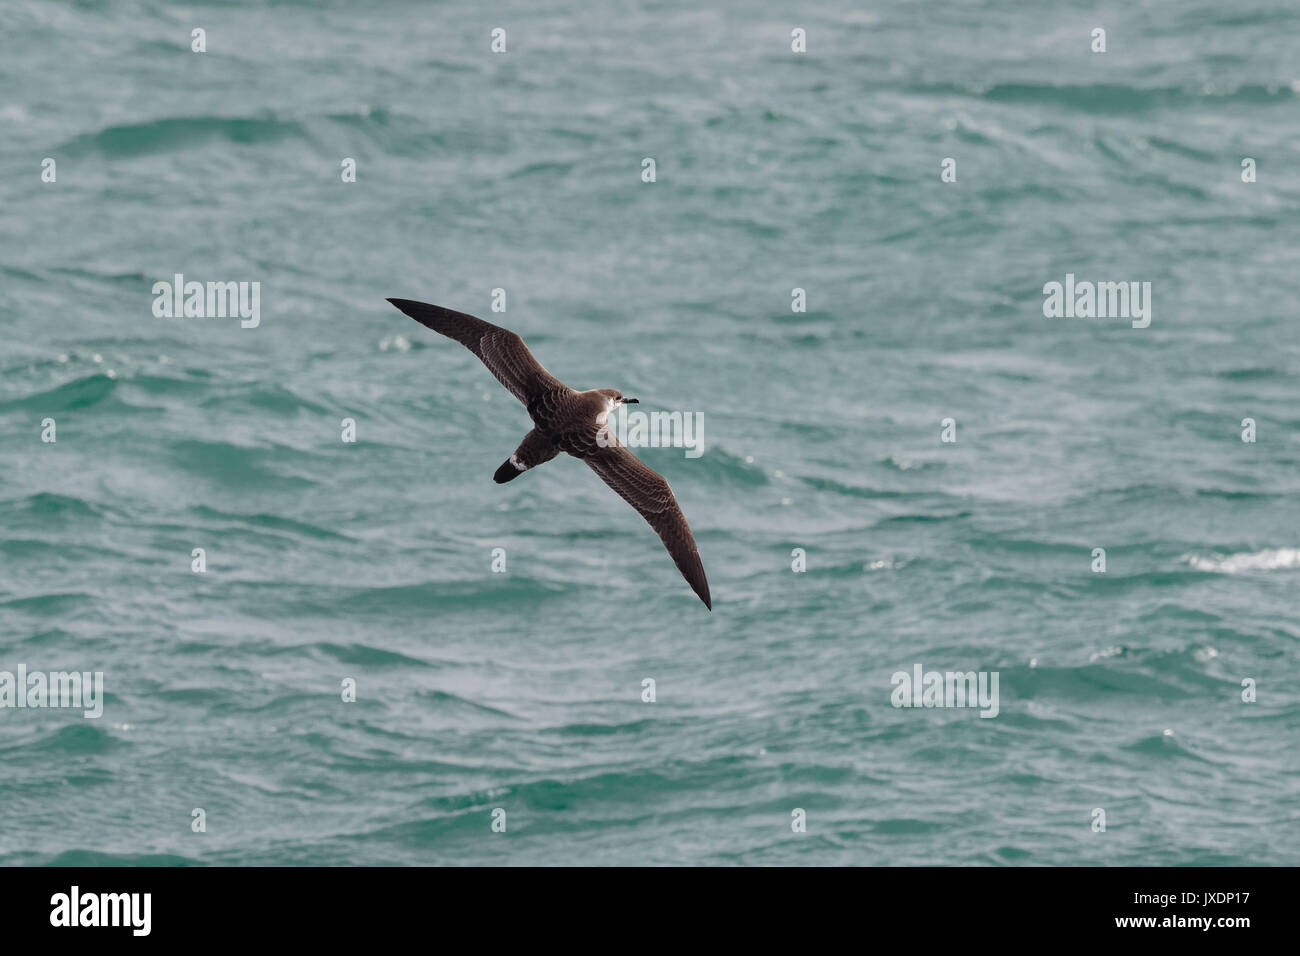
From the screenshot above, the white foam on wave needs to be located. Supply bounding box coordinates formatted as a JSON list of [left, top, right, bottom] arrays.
[[1183, 548, 1300, 574]]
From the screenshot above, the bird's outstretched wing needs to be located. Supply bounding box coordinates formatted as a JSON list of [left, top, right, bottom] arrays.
[[387, 298, 567, 404], [581, 433, 711, 610]]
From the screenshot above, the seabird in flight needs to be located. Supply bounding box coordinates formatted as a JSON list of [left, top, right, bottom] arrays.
[[386, 298, 712, 610]]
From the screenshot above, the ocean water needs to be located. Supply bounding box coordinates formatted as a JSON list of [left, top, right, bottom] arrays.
[[2, 0, 1299, 866]]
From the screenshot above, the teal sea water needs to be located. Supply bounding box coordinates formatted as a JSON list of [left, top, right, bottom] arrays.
[[2, 0, 1299, 865]]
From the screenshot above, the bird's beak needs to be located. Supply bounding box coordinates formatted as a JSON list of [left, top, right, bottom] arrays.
[[623, 397, 639, 404]]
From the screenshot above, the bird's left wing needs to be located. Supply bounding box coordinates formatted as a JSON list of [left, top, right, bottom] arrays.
[[580, 433, 711, 610]]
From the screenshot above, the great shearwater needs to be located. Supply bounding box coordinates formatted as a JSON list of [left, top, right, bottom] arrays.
[[387, 298, 712, 610]]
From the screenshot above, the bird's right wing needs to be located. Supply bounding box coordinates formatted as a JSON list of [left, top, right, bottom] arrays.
[[387, 298, 566, 405], [581, 434, 712, 610]]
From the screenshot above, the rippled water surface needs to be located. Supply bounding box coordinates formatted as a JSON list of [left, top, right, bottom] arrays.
[[1, 0, 1298, 865]]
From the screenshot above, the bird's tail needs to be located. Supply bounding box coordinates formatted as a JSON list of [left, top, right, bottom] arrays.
[[494, 429, 560, 484], [494, 459, 524, 484]]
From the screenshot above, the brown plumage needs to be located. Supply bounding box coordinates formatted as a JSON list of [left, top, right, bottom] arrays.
[[387, 298, 711, 610]]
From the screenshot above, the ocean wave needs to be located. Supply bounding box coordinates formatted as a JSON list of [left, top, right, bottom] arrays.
[[267, 577, 572, 618], [188, 505, 353, 542], [56, 113, 312, 157], [947, 80, 1296, 112], [44, 850, 196, 867], [3, 491, 110, 520], [997, 653, 1223, 702], [0, 592, 99, 614], [798, 475, 922, 500], [167, 439, 318, 489], [0, 373, 117, 411], [1182, 548, 1300, 573]]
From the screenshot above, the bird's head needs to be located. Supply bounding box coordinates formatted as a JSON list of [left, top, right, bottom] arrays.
[[598, 389, 639, 411]]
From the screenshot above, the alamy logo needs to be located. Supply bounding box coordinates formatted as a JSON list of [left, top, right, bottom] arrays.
[[1042, 273, 1151, 328], [0, 664, 103, 718], [50, 886, 151, 936], [890, 664, 1000, 718], [152, 274, 260, 328], [601, 405, 705, 458]]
